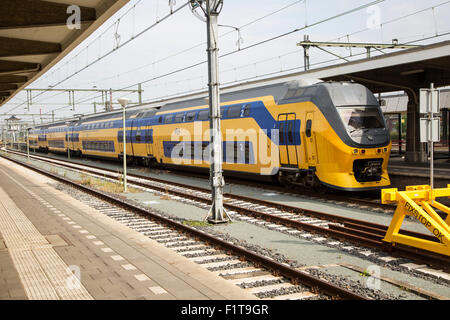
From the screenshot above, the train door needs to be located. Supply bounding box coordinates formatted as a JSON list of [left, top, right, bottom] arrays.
[[305, 112, 317, 166], [277, 113, 299, 167], [145, 129, 153, 157], [286, 113, 298, 166]]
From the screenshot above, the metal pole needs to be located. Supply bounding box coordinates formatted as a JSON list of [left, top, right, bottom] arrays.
[[398, 113, 402, 155], [303, 35, 310, 71], [205, 0, 227, 224], [110, 89, 113, 112], [27, 129, 30, 161], [430, 83, 434, 203], [123, 104, 127, 192], [448, 110, 450, 157], [138, 83, 142, 104]]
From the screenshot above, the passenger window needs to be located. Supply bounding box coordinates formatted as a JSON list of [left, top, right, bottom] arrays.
[[227, 105, 242, 118], [220, 107, 225, 119], [243, 104, 251, 117], [158, 116, 163, 124], [198, 110, 210, 121], [164, 115, 173, 124], [174, 113, 184, 123], [306, 120, 312, 138], [186, 112, 196, 122], [136, 131, 141, 142]]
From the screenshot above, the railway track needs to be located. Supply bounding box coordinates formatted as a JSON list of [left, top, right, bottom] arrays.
[[7, 147, 394, 212], [4, 149, 450, 273], [0, 150, 372, 300]]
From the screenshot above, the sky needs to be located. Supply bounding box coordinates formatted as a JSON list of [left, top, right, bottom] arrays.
[[3, 0, 450, 124]]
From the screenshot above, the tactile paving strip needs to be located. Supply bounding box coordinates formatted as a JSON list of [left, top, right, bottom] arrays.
[[0, 186, 93, 300]]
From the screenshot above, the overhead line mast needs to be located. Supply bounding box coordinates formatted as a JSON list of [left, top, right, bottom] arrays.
[[191, 0, 229, 224]]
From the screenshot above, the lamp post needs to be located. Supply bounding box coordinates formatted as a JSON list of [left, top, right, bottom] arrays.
[[26, 127, 30, 161], [118, 98, 130, 192], [65, 121, 71, 161]]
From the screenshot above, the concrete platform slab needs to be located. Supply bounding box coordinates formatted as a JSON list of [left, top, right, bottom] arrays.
[[0, 157, 256, 300]]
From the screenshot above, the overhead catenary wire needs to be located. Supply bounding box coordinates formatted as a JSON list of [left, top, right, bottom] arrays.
[[69, 0, 385, 109], [6, 0, 450, 120], [67, 0, 308, 90], [3, 0, 376, 113], [4, 0, 189, 116]]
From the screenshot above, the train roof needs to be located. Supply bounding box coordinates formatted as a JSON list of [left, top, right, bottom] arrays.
[[158, 80, 379, 112], [32, 80, 378, 129]]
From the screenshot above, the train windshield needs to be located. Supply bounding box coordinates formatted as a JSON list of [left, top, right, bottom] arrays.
[[337, 107, 385, 133]]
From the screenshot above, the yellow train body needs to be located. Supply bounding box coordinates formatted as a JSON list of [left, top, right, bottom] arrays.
[[29, 81, 392, 191]]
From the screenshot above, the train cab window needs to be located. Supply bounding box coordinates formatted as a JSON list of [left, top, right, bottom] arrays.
[[158, 116, 163, 124], [186, 112, 196, 122], [164, 115, 173, 124], [306, 120, 312, 137], [227, 105, 242, 118], [288, 122, 294, 144], [174, 113, 184, 123], [198, 110, 209, 121], [337, 107, 385, 132], [242, 104, 251, 117]]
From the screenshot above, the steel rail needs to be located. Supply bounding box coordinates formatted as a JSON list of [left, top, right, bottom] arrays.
[[0, 152, 368, 300], [6, 149, 450, 266], [8, 147, 394, 211], [5, 149, 450, 270]]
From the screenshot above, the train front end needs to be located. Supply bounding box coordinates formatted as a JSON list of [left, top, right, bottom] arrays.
[[313, 82, 391, 191]]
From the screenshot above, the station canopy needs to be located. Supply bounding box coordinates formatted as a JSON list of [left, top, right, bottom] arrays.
[[316, 41, 450, 94], [216, 40, 450, 99], [0, 0, 129, 107]]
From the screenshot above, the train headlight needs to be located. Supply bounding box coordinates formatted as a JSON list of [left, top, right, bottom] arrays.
[[384, 148, 388, 153], [353, 149, 358, 155], [377, 149, 381, 154], [361, 150, 366, 155]]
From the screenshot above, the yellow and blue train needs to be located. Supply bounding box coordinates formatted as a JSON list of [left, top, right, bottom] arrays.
[[29, 81, 391, 191]]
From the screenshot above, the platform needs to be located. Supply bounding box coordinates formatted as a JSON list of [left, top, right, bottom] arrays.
[[0, 157, 255, 300], [388, 157, 450, 190]]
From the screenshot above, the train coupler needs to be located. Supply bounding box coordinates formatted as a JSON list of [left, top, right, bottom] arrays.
[[381, 185, 450, 257]]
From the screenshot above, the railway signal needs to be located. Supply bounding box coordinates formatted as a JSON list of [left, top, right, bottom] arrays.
[[420, 83, 441, 203], [190, 0, 229, 224]]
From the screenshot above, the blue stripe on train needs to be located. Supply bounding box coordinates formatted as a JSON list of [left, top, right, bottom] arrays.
[[33, 101, 301, 146]]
